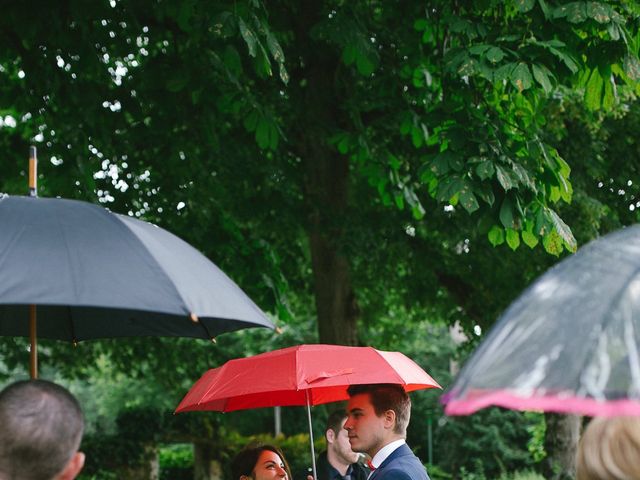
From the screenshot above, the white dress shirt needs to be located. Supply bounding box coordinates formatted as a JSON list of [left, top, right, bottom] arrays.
[[368, 439, 406, 473]]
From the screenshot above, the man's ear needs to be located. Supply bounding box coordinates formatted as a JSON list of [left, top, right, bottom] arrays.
[[326, 428, 336, 444], [56, 451, 85, 480], [382, 410, 396, 430]]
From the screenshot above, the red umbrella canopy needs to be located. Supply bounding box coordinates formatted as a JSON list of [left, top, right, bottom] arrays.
[[176, 344, 441, 413]]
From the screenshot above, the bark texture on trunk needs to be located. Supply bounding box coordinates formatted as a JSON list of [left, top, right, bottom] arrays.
[[193, 442, 222, 480], [543, 413, 581, 480], [292, 1, 359, 345]]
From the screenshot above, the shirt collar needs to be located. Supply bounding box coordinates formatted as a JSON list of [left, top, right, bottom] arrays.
[[369, 439, 406, 469]]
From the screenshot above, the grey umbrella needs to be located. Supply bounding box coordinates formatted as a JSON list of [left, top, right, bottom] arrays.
[[0, 192, 274, 377], [444, 224, 640, 417]]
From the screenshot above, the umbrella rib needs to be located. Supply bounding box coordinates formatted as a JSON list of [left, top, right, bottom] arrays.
[[67, 306, 77, 344], [197, 319, 214, 342]]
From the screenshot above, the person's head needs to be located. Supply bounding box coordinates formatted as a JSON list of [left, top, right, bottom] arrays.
[[325, 410, 359, 467], [0, 379, 85, 480], [231, 444, 291, 480], [343, 384, 410, 458], [576, 416, 640, 480]]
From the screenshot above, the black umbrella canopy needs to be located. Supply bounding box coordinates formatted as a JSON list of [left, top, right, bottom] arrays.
[[0, 195, 275, 342]]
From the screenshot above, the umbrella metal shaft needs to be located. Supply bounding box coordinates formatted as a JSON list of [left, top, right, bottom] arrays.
[[29, 305, 37, 378], [305, 390, 317, 480]]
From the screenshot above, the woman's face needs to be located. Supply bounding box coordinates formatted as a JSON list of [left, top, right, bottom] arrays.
[[251, 450, 288, 480]]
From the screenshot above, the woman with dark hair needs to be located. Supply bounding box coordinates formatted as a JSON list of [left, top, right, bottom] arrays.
[[231, 444, 292, 480]]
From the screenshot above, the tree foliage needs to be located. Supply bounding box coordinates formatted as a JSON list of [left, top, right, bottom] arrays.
[[1, 2, 640, 477]]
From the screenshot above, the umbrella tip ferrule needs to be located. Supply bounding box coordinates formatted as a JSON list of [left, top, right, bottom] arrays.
[[210, 337, 217, 344], [189, 313, 199, 323]]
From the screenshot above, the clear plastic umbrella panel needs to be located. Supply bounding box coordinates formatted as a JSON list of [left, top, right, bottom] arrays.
[[444, 224, 640, 417]]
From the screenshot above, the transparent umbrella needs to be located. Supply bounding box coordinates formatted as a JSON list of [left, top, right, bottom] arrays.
[[444, 224, 640, 417]]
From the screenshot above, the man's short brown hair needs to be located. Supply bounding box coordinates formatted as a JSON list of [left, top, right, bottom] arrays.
[[347, 384, 411, 435]]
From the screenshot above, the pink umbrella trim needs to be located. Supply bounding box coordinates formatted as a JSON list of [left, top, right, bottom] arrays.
[[443, 389, 640, 417]]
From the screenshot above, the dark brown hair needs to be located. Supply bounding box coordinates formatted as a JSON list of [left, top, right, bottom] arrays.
[[347, 384, 411, 435], [231, 443, 291, 479]]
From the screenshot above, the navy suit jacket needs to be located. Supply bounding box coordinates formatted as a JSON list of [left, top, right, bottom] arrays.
[[368, 443, 430, 480]]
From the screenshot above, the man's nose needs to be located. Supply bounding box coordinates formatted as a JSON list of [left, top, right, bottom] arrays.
[[343, 418, 353, 430]]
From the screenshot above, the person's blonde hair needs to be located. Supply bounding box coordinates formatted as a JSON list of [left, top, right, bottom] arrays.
[[576, 416, 640, 480]]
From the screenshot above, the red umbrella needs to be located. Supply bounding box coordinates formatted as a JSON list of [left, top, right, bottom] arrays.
[[175, 344, 441, 478]]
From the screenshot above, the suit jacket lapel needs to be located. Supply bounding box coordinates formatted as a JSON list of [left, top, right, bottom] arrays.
[[368, 444, 411, 480]]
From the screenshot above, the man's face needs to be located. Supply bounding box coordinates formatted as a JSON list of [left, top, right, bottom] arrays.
[[344, 393, 387, 458], [330, 418, 360, 465]]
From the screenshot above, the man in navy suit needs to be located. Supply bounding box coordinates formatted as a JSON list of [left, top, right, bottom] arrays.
[[344, 384, 430, 480]]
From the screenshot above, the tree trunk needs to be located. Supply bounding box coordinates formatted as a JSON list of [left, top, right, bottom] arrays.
[[292, 1, 359, 345], [542, 413, 581, 480], [193, 442, 222, 480], [118, 444, 159, 480]]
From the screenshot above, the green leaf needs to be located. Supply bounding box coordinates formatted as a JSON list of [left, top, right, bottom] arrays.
[[624, 54, 640, 81], [400, 116, 412, 135], [586, 2, 613, 24], [494, 62, 516, 83], [432, 151, 456, 175], [500, 198, 515, 229], [255, 44, 273, 77], [238, 18, 257, 57], [496, 165, 516, 191], [476, 184, 495, 206], [414, 19, 428, 31], [538, 0, 551, 18], [411, 126, 423, 148], [542, 230, 563, 256], [607, 22, 620, 41], [532, 64, 553, 94], [469, 44, 491, 55], [511, 163, 535, 190], [475, 160, 495, 180], [602, 74, 616, 109], [486, 46, 505, 64], [337, 135, 350, 154], [546, 46, 579, 74], [342, 45, 357, 66], [548, 209, 577, 251], [488, 225, 505, 246], [243, 111, 259, 132], [506, 228, 521, 250], [265, 30, 285, 65], [516, 0, 536, 13], [223, 46, 243, 77], [457, 56, 478, 76], [393, 191, 404, 210], [356, 52, 376, 76], [511, 63, 533, 92], [554, 2, 587, 23], [412, 202, 426, 220], [585, 67, 604, 111], [459, 186, 479, 213], [522, 229, 539, 248], [436, 176, 465, 202], [255, 117, 270, 149]]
